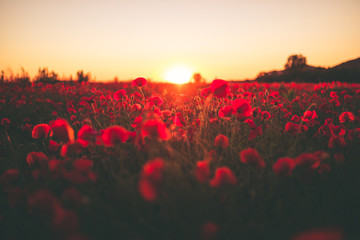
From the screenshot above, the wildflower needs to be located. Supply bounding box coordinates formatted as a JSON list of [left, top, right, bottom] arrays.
[[138, 158, 165, 202], [210, 79, 229, 98], [131, 103, 142, 112], [50, 119, 75, 143], [113, 89, 126, 101], [1, 118, 10, 125], [339, 111, 355, 123], [77, 125, 97, 144], [131, 116, 143, 129], [328, 135, 346, 148], [174, 112, 187, 127], [141, 118, 170, 141], [261, 111, 270, 120], [214, 134, 229, 149], [210, 167, 237, 187], [291, 115, 301, 123], [285, 122, 308, 134], [100, 126, 129, 146], [48, 140, 60, 153], [201, 87, 212, 98], [240, 148, 265, 169], [60, 141, 83, 158], [148, 95, 164, 106], [26, 152, 49, 168], [295, 153, 321, 170], [218, 105, 233, 118], [273, 157, 296, 177], [32, 124, 53, 139], [132, 77, 147, 87], [301, 110, 318, 122], [231, 99, 252, 121], [244, 119, 263, 140], [195, 160, 210, 183]]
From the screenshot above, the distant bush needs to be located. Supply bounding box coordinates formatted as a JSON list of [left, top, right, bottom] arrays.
[[34, 67, 59, 83]]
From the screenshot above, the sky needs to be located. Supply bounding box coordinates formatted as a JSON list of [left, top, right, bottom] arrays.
[[1, 0, 360, 82]]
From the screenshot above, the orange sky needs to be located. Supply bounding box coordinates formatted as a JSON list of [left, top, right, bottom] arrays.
[[1, 0, 360, 82]]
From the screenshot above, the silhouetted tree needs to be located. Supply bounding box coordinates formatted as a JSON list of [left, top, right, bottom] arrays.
[[77, 70, 90, 83], [192, 72, 204, 84], [35, 67, 59, 83], [285, 54, 307, 69], [0, 71, 4, 83]]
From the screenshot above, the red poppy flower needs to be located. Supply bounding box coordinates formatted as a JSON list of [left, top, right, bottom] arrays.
[[195, 160, 210, 183], [301, 110, 318, 122], [218, 105, 233, 118], [1, 118, 10, 125], [210, 79, 229, 98], [60, 141, 83, 157], [210, 167, 237, 187], [50, 119, 75, 143], [131, 103, 142, 112], [214, 134, 229, 149], [339, 111, 355, 123], [273, 157, 296, 177], [291, 115, 301, 123], [174, 112, 187, 127], [48, 140, 60, 153], [138, 158, 165, 202], [261, 111, 270, 120], [201, 87, 212, 98], [295, 153, 321, 169], [100, 126, 130, 146], [32, 124, 53, 139], [148, 96, 164, 106], [245, 119, 257, 129], [328, 135, 346, 148], [132, 77, 147, 87], [77, 125, 97, 143], [231, 99, 252, 121], [240, 148, 265, 169], [248, 126, 262, 141], [285, 122, 308, 134], [26, 152, 49, 168], [141, 118, 170, 141], [113, 89, 126, 101]]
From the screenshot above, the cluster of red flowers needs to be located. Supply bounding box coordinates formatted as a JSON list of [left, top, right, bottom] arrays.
[[0, 78, 359, 239]]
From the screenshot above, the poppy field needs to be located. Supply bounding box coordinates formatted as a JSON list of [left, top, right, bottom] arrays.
[[0, 79, 359, 240]]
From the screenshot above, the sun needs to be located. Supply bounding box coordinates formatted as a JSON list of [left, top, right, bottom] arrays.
[[163, 65, 193, 84]]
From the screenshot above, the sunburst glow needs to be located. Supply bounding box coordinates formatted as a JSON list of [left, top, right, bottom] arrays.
[[163, 66, 193, 84]]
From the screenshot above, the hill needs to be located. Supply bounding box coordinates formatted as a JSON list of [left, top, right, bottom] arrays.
[[256, 57, 360, 83]]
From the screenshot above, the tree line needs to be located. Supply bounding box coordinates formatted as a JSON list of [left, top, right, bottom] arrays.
[[0, 67, 90, 84]]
